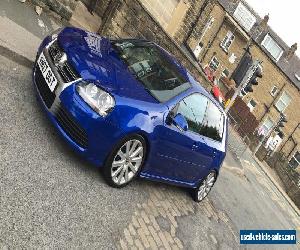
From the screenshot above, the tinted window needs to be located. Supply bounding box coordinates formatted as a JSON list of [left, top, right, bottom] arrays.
[[112, 40, 191, 102], [201, 101, 224, 141], [176, 94, 224, 141], [177, 94, 209, 135]]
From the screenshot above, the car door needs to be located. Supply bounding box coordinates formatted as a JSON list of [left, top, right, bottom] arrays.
[[192, 99, 225, 180], [152, 93, 214, 183]]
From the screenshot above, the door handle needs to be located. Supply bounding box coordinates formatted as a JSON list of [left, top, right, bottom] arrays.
[[192, 142, 204, 151], [213, 151, 217, 157], [192, 143, 199, 151]]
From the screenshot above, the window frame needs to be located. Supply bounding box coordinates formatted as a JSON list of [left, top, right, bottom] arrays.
[[270, 85, 278, 97], [233, 2, 256, 32], [209, 56, 220, 72], [275, 91, 292, 112], [220, 30, 235, 52], [193, 41, 204, 58], [221, 68, 230, 78], [261, 34, 284, 61], [247, 99, 257, 112], [289, 151, 300, 169], [260, 117, 275, 135]]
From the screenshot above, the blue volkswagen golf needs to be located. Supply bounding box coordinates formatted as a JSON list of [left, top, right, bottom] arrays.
[[33, 27, 227, 202]]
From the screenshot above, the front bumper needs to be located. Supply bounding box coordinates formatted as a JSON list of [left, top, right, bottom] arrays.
[[33, 37, 124, 166]]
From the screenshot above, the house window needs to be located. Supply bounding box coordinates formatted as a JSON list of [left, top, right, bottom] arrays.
[[220, 31, 235, 52], [262, 34, 284, 61], [275, 91, 292, 112], [193, 42, 203, 58], [260, 117, 274, 135], [270, 86, 278, 96], [221, 68, 230, 78], [247, 99, 257, 112], [209, 57, 220, 72], [289, 151, 300, 169], [233, 2, 256, 32]]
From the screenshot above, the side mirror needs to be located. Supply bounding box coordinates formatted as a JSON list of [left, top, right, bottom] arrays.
[[172, 113, 188, 132]]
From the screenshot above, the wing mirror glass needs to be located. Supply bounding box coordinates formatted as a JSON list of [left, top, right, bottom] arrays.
[[172, 113, 188, 132]]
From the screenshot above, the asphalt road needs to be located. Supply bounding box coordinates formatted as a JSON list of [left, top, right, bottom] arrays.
[[0, 1, 299, 248], [0, 52, 299, 249], [0, 54, 148, 248]]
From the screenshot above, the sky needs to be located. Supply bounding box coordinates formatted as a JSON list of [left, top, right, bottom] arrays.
[[246, 0, 300, 56]]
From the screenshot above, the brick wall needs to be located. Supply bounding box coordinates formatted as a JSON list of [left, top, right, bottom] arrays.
[[174, 0, 208, 45], [93, 0, 111, 18], [196, 1, 300, 154], [266, 153, 300, 208], [139, 0, 180, 29], [200, 17, 248, 81], [30, 0, 77, 20], [30, 0, 110, 21], [98, 0, 210, 88], [193, 4, 226, 61], [243, 44, 300, 156]]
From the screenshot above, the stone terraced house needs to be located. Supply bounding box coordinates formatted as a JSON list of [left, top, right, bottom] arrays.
[[190, 0, 300, 171], [33, 0, 300, 171]]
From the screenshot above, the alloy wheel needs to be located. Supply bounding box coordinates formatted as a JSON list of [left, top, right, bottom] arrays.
[[197, 172, 216, 201], [111, 139, 144, 185]]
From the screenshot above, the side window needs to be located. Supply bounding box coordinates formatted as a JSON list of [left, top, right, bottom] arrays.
[[177, 94, 209, 134], [201, 101, 224, 141], [176, 94, 224, 141]]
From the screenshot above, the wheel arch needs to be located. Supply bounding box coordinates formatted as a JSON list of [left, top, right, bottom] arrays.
[[124, 130, 151, 165]]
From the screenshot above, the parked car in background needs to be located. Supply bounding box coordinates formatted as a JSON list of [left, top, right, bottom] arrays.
[[33, 27, 227, 201]]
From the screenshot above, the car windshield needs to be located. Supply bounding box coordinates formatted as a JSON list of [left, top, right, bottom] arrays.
[[112, 40, 191, 102]]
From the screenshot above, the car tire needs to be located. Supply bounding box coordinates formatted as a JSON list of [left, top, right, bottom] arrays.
[[192, 170, 217, 202], [103, 134, 147, 188]]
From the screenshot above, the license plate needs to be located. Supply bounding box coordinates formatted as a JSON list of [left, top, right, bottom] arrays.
[[37, 52, 58, 92]]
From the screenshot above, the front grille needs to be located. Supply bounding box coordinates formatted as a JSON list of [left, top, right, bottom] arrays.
[[57, 63, 79, 82], [48, 40, 63, 62], [49, 40, 79, 83], [35, 66, 56, 108], [54, 104, 88, 149]]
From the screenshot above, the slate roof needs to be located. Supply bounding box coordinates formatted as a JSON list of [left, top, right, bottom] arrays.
[[218, 0, 300, 90]]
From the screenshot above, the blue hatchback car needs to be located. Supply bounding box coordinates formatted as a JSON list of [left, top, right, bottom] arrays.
[[33, 27, 227, 202]]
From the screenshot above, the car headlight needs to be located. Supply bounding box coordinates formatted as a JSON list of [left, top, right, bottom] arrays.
[[77, 82, 115, 116], [49, 27, 64, 40]]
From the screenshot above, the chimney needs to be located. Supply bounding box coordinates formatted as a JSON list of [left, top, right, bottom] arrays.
[[228, 0, 240, 12], [286, 43, 297, 61], [259, 14, 269, 31], [252, 14, 269, 38]]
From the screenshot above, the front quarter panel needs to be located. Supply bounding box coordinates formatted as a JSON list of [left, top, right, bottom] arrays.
[[107, 95, 168, 160]]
